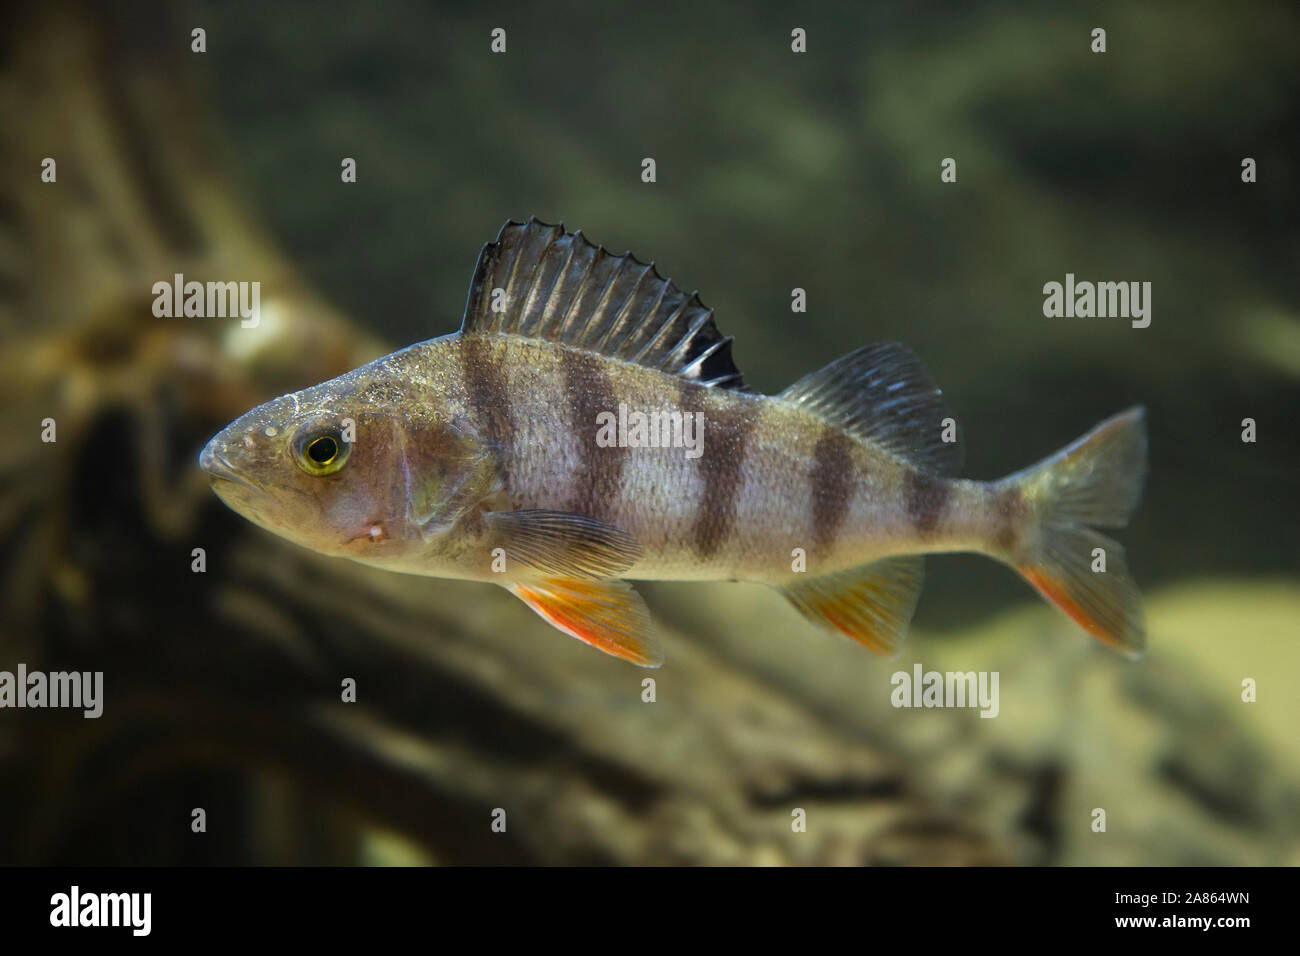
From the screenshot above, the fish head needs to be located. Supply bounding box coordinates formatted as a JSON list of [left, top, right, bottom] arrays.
[[200, 358, 493, 562]]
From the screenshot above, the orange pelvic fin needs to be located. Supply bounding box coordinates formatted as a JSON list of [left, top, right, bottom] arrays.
[[508, 577, 662, 667]]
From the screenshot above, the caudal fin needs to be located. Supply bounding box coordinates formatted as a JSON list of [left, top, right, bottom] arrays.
[[1000, 407, 1148, 658]]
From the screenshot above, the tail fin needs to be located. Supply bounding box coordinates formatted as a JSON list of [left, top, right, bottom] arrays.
[[1000, 407, 1148, 658]]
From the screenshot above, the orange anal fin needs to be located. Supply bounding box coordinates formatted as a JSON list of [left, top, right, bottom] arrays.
[[509, 578, 662, 667], [778, 556, 924, 657]]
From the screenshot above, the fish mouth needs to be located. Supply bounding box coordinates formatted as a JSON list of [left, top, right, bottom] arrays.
[[199, 439, 258, 491]]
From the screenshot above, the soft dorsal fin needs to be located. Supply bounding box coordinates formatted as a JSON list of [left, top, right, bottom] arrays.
[[779, 343, 963, 476], [461, 217, 748, 390]]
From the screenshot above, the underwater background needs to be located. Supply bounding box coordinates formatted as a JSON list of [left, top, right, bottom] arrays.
[[1, 0, 1296, 864]]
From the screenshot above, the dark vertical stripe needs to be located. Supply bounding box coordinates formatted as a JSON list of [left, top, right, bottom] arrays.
[[690, 395, 756, 559], [903, 469, 950, 537], [561, 348, 625, 522], [809, 427, 855, 557], [459, 334, 516, 449]]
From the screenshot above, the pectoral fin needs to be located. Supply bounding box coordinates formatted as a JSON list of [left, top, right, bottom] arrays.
[[778, 556, 924, 656], [508, 577, 662, 667], [484, 509, 642, 579]]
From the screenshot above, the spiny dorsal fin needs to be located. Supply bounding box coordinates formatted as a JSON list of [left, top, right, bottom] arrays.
[[461, 218, 748, 390], [779, 343, 963, 476]]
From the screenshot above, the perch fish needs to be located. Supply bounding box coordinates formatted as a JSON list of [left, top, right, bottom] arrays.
[[201, 219, 1148, 666]]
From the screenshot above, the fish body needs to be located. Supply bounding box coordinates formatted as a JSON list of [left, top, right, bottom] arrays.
[[202, 219, 1148, 666]]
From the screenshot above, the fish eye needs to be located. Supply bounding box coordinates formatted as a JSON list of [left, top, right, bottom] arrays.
[[293, 426, 350, 476]]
